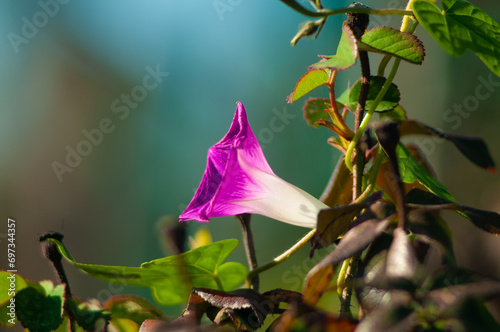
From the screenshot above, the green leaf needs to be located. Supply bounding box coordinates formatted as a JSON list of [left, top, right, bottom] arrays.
[[287, 69, 329, 103], [309, 22, 358, 71], [68, 298, 110, 330], [379, 105, 408, 122], [0, 272, 28, 327], [338, 76, 400, 112], [413, 0, 500, 76], [15, 282, 65, 332], [104, 295, 163, 325], [406, 188, 500, 234], [49, 238, 247, 306], [396, 143, 455, 203], [358, 26, 425, 64], [302, 98, 331, 128], [399, 119, 496, 173]]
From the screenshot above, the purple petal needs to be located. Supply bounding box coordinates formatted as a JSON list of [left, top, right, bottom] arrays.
[[179, 102, 271, 222], [179, 102, 327, 228]]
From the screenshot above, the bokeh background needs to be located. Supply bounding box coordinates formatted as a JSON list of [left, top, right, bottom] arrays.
[[1, 0, 500, 326]]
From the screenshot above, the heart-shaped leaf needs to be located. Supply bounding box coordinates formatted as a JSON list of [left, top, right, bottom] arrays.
[[49, 238, 247, 306], [309, 22, 358, 71], [358, 26, 425, 64], [413, 0, 500, 76]]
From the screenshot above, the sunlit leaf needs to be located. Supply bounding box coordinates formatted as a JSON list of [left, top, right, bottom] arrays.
[[396, 143, 455, 202], [49, 238, 247, 306], [413, 0, 500, 76], [399, 119, 496, 173], [358, 26, 425, 64], [309, 22, 358, 71], [287, 69, 329, 103], [338, 76, 400, 112], [0, 271, 27, 327]]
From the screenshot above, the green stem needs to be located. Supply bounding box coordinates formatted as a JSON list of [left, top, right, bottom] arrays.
[[337, 258, 351, 296], [345, 58, 402, 171], [280, 0, 413, 18], [246, 229, 316, 285], [377, 54, 392, 77], [339, 255, 359, 320], [352, 150, 385, 204], [400, 0, 417, 32]]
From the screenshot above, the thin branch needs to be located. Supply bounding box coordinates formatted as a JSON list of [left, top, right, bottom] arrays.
[[280, 0, 413, 18], [236, 214, 259, 291], [345, 58, 402, 171], [246, 229, 316, 285]]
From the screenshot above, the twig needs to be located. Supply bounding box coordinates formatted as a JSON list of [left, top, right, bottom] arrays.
[[236, 214, 259, 291]]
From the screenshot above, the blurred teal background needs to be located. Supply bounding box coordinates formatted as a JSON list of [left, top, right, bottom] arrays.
[[1, 0, 500, 321]]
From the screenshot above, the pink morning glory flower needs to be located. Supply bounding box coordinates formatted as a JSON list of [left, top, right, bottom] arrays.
[[179, 102, 328, 228]]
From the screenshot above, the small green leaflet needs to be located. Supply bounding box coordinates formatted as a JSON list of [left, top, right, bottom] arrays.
[[396, 143, 455, 203], [287, 69, 329, 103], [0, 271, 28, 326], [303, 98, 341, 128], [358, 26, 425, 64], [49, 238, 248, 306], [337, 76, 400, 112], [15, 281, 65, 332], [413, 0, 500, 77], [309, 22, 358, 71]]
